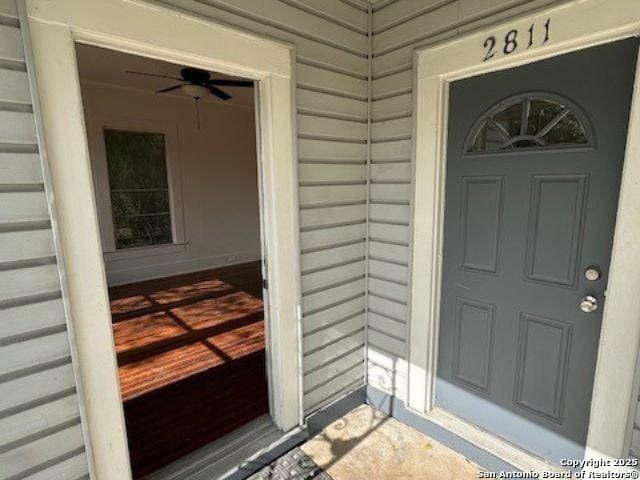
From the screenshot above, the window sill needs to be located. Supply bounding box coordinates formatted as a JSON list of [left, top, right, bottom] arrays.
[[104, 242, 187, 261]]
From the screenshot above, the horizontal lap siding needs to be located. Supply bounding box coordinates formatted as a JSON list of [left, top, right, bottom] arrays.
[[368, 0, 564, 402], [158, 0, 369, 415], [0, 1, 90, 478]]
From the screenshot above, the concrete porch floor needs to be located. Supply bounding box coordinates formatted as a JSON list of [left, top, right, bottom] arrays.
[[250, 404, 479, 480]]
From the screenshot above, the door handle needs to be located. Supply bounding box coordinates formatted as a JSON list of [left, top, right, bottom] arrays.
[[580, 295, 598, 313]]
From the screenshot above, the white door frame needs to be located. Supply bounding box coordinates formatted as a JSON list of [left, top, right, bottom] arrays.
[[409, 0, 640, 461], [25, 0, 302, 478]]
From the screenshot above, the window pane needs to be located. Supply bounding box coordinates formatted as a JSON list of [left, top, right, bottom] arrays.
[[526, 100, 565, 136], [542, 113, 588, 145], [104, 130, 168, 190], [493, 101, 523, 138], [469, 122, 505, 152], [111, 191, 170, 218], [113, 214, 172, 249], [104, 129, 173, 249]]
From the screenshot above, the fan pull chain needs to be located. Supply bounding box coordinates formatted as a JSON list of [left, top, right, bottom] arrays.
[[195, 97, 201, 130]]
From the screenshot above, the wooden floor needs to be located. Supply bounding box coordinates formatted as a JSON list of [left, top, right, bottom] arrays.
[[108, 261, 268, 479]]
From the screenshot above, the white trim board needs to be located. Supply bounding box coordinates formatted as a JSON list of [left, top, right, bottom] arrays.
[[25, 0, 302, 478], [408, 0, 640, 464]]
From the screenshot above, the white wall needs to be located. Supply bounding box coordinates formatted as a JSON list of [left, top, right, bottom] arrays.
[[80, 81, 260, 286]]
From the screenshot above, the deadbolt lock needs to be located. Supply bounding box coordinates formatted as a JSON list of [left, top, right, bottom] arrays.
[[584, 266, 601, 281]]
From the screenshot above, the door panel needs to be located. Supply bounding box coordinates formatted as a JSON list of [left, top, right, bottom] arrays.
[[436, 39, 638, 463], [453, 298, 496, 391], [524, 174, 588, 288], [514, 313, 572, 422], [460, 177, 504, 274]]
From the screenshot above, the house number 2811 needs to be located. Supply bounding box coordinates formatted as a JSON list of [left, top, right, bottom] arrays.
[[483, 19, 550, 62]]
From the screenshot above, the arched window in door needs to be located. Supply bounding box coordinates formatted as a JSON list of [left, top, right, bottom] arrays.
[[466, 93, 593, 153]]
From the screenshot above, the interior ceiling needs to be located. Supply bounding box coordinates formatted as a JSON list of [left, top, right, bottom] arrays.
[[75, 43, 255, 107]]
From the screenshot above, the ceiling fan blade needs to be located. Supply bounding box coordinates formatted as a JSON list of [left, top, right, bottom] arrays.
[[208, 79, 254, 87], [126, 70, 184, 81], [156, 84, 183, 93], [207, 85, 232, 100]]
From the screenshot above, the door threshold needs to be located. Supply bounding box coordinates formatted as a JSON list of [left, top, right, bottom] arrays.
[[145, 416, 307, 480], [426, 407, 567, 474]]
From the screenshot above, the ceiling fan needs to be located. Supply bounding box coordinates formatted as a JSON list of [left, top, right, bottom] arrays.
[[126, 66, 253, 101]]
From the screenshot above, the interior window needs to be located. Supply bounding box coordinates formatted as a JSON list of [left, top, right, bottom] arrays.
[[467, 95, 591, 153], [104, 129, 173, 249]]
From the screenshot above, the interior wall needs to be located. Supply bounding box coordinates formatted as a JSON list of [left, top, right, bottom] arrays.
[[367, 0, 564, 405], [80, 81, 261, 286]]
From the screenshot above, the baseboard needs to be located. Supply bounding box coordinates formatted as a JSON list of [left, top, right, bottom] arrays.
[[106, 251, 261, 286], [306, 385, 367, 436], [366, 386, 523, 472]]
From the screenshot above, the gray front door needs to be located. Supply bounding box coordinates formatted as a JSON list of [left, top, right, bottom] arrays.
[[436, 39, 638, 463]]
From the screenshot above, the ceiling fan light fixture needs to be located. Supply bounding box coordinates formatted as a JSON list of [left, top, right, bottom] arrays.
[[128, 67, 251, 101], [181, 84, 209, 98]]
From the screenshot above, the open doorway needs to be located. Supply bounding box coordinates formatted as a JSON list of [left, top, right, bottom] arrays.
[[76, 44, 269, 478]]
